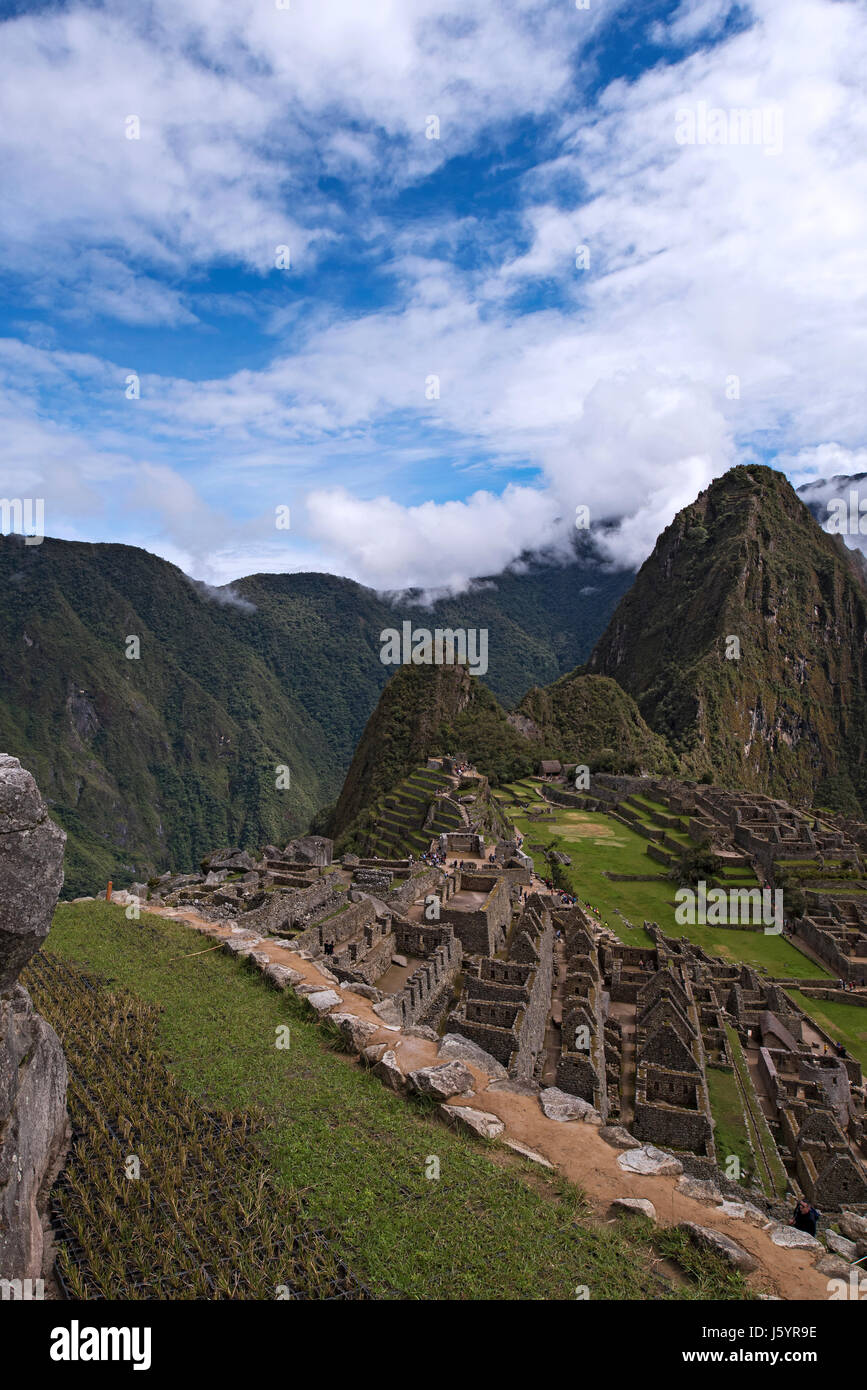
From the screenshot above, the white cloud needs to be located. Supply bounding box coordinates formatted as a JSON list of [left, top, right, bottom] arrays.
[[0, 0, 865, 593]]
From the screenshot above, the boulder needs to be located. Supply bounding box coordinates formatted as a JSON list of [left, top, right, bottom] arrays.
[[825, 1229, 858, 1260], [372, 998, 403, 1027], [206, 849, 256, 873], [312, 965, 340, 986], [391, 954, 408, 968], [609, 1198, 656, 1221], [814, 1253, 853, 1279], [203, 870, 228, 887], [405, 1024, 439, 1042], [768, 1224, 823, 1251], [373, 1050, 406, 1092], [0, 755, 67, 991], [838, 1210, 867, 1242], [361, 1043, 388, 1066], [678, 1224, 758, 1273], [408, 1061, 474, 1100], [262, 962, 299, 991], [717, 1199, 768, 1228], [284, 836, 332, 866], [539, 1087, 602, 1124], [617, 1145, 683, 1177], [128, 881, 148, 900], [437, 1033, 508, 1079], [340, 982, 383, 1003], [306, 989, 342, 1014], [599, 1125, 643, 1150], [0, 755, 69, 1281], [440, 1104, 504, 1140], [329, 1013, 380, 1053], [675, 1175, 722, 1204], [486, 1077, 540, 1096]]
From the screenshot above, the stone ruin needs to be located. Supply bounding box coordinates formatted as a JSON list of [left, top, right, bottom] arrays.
[[447, 892, 553, 1080], [0, 755, 69, 1282]]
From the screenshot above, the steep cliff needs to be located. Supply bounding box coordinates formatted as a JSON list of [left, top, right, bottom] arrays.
[[0, 754, 69, 1283], [588, 465, 867, 812]]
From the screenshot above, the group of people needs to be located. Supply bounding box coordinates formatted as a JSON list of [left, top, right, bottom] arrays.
[[420, 849, 447, 867]]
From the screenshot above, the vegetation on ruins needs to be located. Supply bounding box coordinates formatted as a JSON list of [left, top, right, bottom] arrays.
[[667, 840, 723, 887]]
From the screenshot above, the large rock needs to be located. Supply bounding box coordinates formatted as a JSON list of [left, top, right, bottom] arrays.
[[678, 1223, 759, 1273], [306, 989, 342, 1014], [814, 1253, 853, 1279], [373, 1050, 406, 1092], [717, 1199, 768, 1228], [284, 836, 332, 866], [539, 1087, 602, 1124], [599, 1125, 643, 1150], [838, 1210, 867, 1242], [408, 1061, 474, 1100], [609, 1198, 656, 1221], [0, 756, 66, 991], [440, 1104, 504, 1140], [329, 1013, 380, 1053], [0, 755, 69, 1281], [617, 1145, 683, 1177], [437, 1033, 508, 1079], [206, 848, 255, 873], [676, 1175, 722, 1204], [768, 1224, 823, 1251], [372, 998, 403, 1027], [825, 1229, 858, 1260]]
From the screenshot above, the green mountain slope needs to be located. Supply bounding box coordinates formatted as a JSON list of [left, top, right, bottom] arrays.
[[511, 672, 678, 775], [0, 535, 629, 891], [0, 537, 336, 894], [587, 465, 867, 813], [328, 662, 540, 844]]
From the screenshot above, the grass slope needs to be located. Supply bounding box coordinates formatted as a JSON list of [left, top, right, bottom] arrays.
[[43, 901, 753, 1301]]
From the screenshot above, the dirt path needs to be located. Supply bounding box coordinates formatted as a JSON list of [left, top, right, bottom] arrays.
[[148, 902, 834, 1303]]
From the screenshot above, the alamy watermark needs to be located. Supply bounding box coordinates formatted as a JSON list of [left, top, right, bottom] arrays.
[[825, 490, 867, 536], [0, 497, 44, 545], [675, 880, 783, 934], [380, 622, 488, 677], [675, 101, 784, 156]]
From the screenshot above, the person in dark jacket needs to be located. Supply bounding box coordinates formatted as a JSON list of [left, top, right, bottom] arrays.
[[790, 1199, 819, 1236]]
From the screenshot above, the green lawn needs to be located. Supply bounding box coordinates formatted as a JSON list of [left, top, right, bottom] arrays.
[[706, 1067, 753, 1189], [40, 900, 753, 1301], [786, 991, 867, 1072], [503, 801, 828, 978]]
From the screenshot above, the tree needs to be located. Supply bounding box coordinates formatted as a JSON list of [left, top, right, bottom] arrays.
[[668, 840, 721, 886]]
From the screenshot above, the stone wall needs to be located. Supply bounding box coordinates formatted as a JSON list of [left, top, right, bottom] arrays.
[[292, 897, 377, 954], [389, 935, 462, 1029], [0, 755, 69, 1283], [439, 872, 511, 956]]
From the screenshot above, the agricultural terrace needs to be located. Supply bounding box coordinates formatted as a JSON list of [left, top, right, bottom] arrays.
[[33, 900, 755, 1302], [495, 779, 829, 981]]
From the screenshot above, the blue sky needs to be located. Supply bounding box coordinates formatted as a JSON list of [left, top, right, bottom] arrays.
[[1, 0, 865, 590]]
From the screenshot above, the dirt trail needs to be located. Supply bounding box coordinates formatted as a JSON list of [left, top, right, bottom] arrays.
[[148, 903, 833, 1303]]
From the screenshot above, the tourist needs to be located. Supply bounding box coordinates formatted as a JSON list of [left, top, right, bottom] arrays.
[[789, 1199, 820, 1237]]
